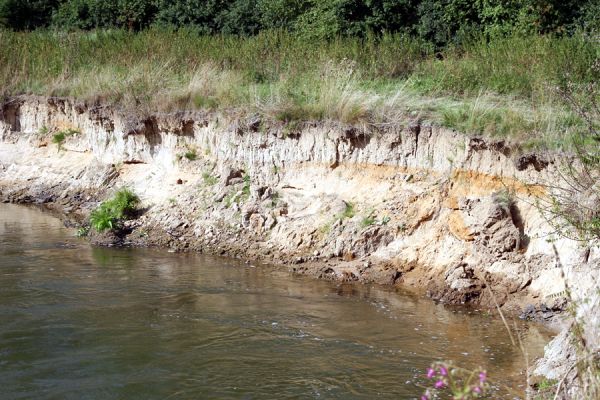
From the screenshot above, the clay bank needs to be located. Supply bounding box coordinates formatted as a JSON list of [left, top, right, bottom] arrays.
[[0, 96, 598, 393]]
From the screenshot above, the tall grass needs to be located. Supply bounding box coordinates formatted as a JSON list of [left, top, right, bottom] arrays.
[[1, 29, 597, 144]]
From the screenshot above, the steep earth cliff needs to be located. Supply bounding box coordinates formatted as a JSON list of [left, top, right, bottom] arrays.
[[1, 96, 598, 394]]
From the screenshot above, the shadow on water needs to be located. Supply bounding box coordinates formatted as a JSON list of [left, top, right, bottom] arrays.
[[0, 204, 553, 399]]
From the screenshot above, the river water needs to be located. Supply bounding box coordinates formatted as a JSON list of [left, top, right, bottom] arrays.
[[0, 204, 551, 399]]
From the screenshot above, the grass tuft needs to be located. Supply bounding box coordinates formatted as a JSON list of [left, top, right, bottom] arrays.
[[90, 188, 140, 232]]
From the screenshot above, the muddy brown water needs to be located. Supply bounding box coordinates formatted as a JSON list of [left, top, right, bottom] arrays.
[[0, 204, 552, 399]]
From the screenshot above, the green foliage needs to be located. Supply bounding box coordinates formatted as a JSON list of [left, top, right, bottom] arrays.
[[52, 132, 66, 148], [53, 0, 156, 30], [51, 128, 80, 151], [0, 0, 59, 30], [360, 211, 376, 228], [339, 201, 355, 220], [90, 188, 140, 232], [202, 172, 218, 186], [241, 174, 251, 200], [3, 0, 598, 50], [0, 26, 597, 143], [184, 148, 197, 161], [76, 226, 89, 237]]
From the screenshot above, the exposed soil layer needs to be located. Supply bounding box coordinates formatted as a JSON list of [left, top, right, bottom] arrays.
[[1, 96, 589, 313]]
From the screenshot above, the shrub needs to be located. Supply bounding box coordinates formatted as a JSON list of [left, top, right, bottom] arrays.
[[90, 188, 140, 232]]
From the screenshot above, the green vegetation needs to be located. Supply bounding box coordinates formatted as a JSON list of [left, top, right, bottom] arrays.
[[0, 1, 598, 146], [1, 1, 598, 42], [184, 148, 197, 161], [89, 188, 140, 232], [360, 211, 376, 228], [51, 128, 80, 151], [241, 174, 251, 201], [1, 28, 597, 144], [202, 172, 218, 186], [76, 226, 89, 237], [339, 202, 355, 220]]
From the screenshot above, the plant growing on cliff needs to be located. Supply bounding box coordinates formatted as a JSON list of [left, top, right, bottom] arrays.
[[202, 172, 218, 186], [51, 128, 80, 152], [360, 211, 376, 228], [536, 59, 600, 243], [90, 188, 140, 232], [338, 201, 355, 220], [184, 148, 197, 161], [241, 174, 251, 201]]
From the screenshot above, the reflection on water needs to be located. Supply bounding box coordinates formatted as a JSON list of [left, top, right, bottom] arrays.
[[0, 204, 551, 399]]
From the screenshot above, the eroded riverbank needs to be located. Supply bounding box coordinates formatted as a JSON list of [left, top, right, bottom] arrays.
[[1, 97, 598, 397], [0, 203, 552, 399]]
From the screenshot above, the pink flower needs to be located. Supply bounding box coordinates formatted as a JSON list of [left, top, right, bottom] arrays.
[[426, 368, 435, 379], [473, 386, 482, 394], [434, 380, 445, 389], [421, 395, 429, 400], [479, 371, 487, 383], [439, 366, 448, 376]]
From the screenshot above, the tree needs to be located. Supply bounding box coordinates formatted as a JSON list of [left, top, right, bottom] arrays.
[[0, 0, 59, 30]]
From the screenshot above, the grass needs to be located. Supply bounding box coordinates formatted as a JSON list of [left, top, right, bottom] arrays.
[[1, 29, 598, 145], [360, 211, 376, 228], [202, 172, 218, 186], [90, 188, 140, 232], [338, 202, 355, 220], [183, 148, 197, 161]]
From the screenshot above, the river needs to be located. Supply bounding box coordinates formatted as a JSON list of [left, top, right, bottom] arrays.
[[0, 204, 551, 399]]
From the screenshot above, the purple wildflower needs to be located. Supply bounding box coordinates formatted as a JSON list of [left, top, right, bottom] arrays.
[[426, 368, 435, 379], [473, 386, 482, 394], [434, 380, 445, 389], [479, 371, 487, 383], [439, 366, 448, 376]]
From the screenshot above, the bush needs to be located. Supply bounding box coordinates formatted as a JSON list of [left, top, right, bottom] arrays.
[[90, 188, 140, 232]]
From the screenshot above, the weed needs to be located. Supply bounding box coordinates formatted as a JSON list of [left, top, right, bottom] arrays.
[[421, 362, 489, 400], [338, 202, 355, 220], [38, 125, 48, 135], [202, 172, 218, 186], [168, 197, 176, 205], [76, 226, 89, 237], [223, 191, 237, 208], [51, 128, 80, 151], [184, 148, 197, 161], [90, 188, 140, 232], [360, 211, 376, 228], [319, 222, 332, 235], [241, 174, 251, 201]]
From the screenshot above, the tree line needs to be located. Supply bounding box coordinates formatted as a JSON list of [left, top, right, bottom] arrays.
[[1, 0, 598, 46]]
